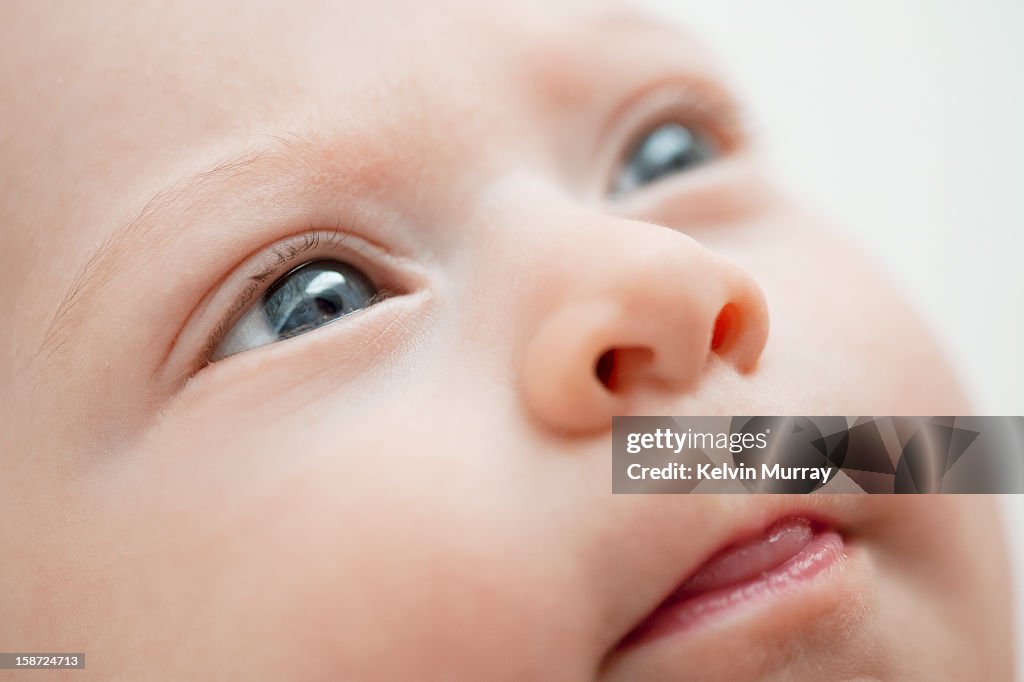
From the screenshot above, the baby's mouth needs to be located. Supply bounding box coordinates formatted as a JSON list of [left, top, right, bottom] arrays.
[[618, 517, 846, 648]]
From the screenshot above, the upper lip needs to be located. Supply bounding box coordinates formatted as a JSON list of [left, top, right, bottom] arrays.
[[599, 496, 852, 663]]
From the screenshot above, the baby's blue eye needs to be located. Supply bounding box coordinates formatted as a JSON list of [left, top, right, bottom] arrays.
[[212, 259, 380, 360], [611, 122, 719, 196]]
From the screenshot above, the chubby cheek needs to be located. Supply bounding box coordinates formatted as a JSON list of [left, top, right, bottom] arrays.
[[42, 379, 592, 682], [738, 207, 970, 414], [858, 496, 1012, 678]]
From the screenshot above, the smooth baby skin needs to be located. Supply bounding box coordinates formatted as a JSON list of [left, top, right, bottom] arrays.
[[0, 1, 1012, 680]]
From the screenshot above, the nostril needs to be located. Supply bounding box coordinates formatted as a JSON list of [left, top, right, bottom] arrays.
[[711, 303, 739, 353], [595, 347, 656, 392], [595, 349, 617, 390]]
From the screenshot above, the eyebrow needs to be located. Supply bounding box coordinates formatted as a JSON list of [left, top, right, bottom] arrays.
[[39, 133, 310, 359]]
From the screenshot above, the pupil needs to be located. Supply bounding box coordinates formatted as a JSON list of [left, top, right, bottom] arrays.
[[637, 124, 704, 182], [315, 296, 340, 317], [262, 260, 378, 340]]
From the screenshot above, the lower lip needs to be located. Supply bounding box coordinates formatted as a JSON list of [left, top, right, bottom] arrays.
[[621, 519, 846, 648]]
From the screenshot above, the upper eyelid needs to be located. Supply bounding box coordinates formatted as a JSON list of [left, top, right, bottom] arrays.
[[601, 74, 746, 139]]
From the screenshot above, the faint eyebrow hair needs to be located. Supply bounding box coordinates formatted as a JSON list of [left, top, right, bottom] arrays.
[[589, 5, 689, 35], [39, 132, 311, 359]]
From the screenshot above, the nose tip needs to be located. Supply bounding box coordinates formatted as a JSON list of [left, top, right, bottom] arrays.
[[519, 235, 769, 435]]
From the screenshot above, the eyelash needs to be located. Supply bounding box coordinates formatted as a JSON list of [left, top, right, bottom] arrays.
[[192, 226, 400, 372]]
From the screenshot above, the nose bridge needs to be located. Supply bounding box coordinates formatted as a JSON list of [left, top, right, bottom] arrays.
[[563, 219, 724, 309], [518, 215, 769, 434]]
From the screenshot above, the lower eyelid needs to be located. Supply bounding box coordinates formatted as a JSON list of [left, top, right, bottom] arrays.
[[608, 153, 767, 224], [173, 289, 431, 399]]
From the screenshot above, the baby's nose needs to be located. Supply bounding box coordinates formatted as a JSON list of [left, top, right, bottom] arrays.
[[519, 218, 769, 434]]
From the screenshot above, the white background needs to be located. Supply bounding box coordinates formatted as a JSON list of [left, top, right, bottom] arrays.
[[644, 0, 1024, 673]]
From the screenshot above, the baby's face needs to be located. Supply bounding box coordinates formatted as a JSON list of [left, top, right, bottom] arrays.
[[0, 0, 1012, 680]]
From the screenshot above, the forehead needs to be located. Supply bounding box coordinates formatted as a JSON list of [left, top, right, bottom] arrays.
[[3, 0, 704, 134], [2, 0, 711, 175]]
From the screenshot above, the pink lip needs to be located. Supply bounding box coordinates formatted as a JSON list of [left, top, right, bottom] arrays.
[[619, 517, 846, 648]]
